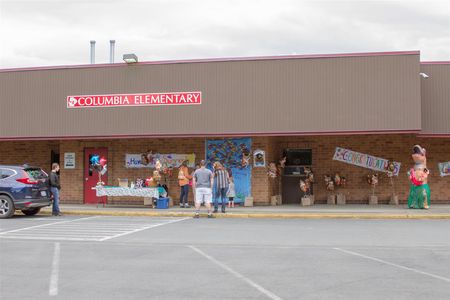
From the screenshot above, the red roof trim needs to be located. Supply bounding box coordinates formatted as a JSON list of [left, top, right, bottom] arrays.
[[0, 50, 420, 73], [0, 129, 421, 141]]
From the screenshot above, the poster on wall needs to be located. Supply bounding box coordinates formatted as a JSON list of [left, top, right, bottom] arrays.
[[206, 138, 252, 204], [333, 147, 401, 176], [253, 149, 266, 167], [125, 153, 195, 168], [64, 153, 76, 169], [438, 162, 450, 177]]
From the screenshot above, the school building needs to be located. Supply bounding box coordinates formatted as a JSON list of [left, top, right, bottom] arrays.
[[0, 50, 449, 205]]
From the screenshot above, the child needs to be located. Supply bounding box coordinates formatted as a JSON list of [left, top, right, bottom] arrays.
[[227, 176, 236, 208]]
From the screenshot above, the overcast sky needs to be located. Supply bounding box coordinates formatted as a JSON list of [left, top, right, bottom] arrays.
[[0, 0, 449, 68]]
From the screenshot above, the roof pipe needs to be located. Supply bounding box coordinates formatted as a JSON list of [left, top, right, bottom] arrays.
[[90, 40, 96, 64], [109, 40, 115, 64]]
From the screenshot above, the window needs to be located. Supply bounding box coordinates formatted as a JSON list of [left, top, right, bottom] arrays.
[[24, 168, 48, 181], [0, 168, 17, 180]]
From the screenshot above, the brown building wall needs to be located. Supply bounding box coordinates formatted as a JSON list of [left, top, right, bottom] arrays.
[[0, 52, 421, 139], [420, 63, 450, 135]]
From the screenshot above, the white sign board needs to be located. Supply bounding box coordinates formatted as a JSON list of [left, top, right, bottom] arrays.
[[125, 153, 195, 168], [438, 162, 450, 177], [64, 153, 76, 169], [333, 147, 401, 176]]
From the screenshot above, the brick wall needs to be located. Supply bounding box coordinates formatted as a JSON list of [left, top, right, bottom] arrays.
[[251, 137, 271, 205], [58, 137, 273, 205], [0, 141, 58, 174], [273, 135, 450, 204], [1, 135, 448, 206]]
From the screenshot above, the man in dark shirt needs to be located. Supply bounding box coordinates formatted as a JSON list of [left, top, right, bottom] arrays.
[[49, 163, 62, 216]]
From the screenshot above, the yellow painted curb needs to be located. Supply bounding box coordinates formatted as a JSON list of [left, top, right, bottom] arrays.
[[39, 210, 450, 219]]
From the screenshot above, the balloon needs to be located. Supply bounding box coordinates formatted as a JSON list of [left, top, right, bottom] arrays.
[[307, 172, 314, 183], [279, 156, 286, 168], [340, 177, 346, 187], [326, 181, 334, 191], [299, 180, 307, 193], [334, 173, 341, 186], [155, 160, 162, 171], [99, 157, 107, 167], [94, 164, 103, 172], [141, 154, 149, 165], [90, 155, 100, 165], [386, 161, 395, 173], [268, 162, 278, 178], [367, 174, 378, 186], [100, 165, 107, 175]]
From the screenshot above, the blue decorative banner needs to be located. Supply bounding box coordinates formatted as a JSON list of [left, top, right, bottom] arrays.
[[206, 138, 252, 204]]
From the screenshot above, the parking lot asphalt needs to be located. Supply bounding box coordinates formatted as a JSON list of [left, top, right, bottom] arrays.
[[1, 215, 449, 299]]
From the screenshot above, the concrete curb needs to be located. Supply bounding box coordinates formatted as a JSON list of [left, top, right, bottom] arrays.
[[39, 210, 450, 219]]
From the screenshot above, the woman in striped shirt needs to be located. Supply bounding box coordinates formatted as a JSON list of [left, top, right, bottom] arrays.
[[213, 162, 230, 213]]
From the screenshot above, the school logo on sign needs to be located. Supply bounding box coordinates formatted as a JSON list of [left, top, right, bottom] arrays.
[[68, 97, 78, 107]]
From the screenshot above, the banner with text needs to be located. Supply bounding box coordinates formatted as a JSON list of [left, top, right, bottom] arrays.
[[67, 91, 201, 108], [438, 162, 450, 177], [125, 153, 195, 169], [333, 147, 401, 176]]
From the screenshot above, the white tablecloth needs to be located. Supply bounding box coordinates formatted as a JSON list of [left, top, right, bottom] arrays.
[[95, 186, 159, 198]]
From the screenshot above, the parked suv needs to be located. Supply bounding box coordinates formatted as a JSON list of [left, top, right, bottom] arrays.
[[0, 165, 52, 219]]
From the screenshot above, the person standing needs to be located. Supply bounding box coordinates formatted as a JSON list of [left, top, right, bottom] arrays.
[[192, 160, 214, 218], [213, 162, 229, 213], [178, 160, 192, 208], [49, 163, 62, 216], [192, 163, 200, 204], [227, 176, 236, 208]]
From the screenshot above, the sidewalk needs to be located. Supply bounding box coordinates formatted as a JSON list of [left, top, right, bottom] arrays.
[[40, 204, 450, 219]]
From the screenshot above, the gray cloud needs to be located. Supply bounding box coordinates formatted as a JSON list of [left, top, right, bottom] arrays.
[[0, 0, 448, 68]]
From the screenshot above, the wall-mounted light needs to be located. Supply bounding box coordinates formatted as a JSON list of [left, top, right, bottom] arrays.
[[419, 72, 429, 79], [123, 53, 138, 64]]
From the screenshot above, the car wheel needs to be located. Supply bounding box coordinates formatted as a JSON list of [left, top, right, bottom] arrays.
[[0, 195, 15, 219], [21, 208, 41, 216]]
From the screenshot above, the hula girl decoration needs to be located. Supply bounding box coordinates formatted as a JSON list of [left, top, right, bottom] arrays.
[[407, 145, 430, 209]]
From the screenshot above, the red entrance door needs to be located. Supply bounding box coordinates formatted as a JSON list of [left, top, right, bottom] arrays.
[[84, 148, 108, 204]]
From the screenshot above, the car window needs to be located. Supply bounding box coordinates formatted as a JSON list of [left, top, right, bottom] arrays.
[[0, 168, 17, 179], [25, 168, 48, 180]]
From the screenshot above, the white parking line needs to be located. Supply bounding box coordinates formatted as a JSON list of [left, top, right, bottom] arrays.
[[334, 247, 450, 283], [189, 245, 283, 300], [0, 216, 100, 235], [99, 217, 190, 241], [49, 242, 60, 296], [0, 216, 190, 242]]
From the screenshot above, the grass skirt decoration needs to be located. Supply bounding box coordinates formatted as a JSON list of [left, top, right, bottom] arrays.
[[407, 184, 430, 209]]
